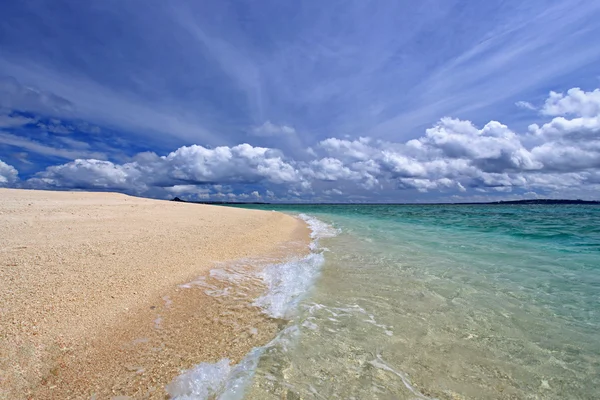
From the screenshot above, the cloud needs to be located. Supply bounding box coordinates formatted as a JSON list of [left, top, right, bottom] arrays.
[[304, 87, 600, 196], [27, 143, 304, 194], [0, 76, 73, 115], [0, 159, 19, 186], [528, 89, 600, 170], [515, 101, 536, 111], [0, 65, 222, 146], [164, 184, 210, 195], [368, 1, 600, 138], [303, 158, 360, 181], [324, 188, 343, 196], [0, 112, 36, 128], [9, 85, 600, 201], [36, 121, 72, 135], [251, 121, 296, 137], [160, 144, 301, 185], [27, 159, 143, 191], [0, 132, 106, 160], [541, 88, 600, 117], [2, 0, 599, 152], [529, 115, 600, 142], [318, 137, 377, 162], [413, 118, 541, 172]]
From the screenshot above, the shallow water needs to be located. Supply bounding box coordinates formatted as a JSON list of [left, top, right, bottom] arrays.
[[173, 205, 600, 399]]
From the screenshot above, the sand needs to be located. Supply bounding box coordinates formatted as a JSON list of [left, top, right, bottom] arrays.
[[0, 189, 310, 399]]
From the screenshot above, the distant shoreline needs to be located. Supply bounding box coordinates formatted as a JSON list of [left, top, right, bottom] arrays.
[[171, 197, 600, 206]]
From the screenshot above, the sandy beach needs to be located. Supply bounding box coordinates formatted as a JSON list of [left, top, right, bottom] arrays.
[[0, 189, 310, 399]]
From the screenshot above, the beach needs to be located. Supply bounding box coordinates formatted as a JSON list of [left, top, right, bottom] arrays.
[[0, 189, 310, 399]]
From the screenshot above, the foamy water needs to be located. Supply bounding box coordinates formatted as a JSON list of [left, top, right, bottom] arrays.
[[167, 214, 334, 399]]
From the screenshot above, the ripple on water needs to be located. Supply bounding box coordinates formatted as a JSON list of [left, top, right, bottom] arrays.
[[169, 206, 600, 399]]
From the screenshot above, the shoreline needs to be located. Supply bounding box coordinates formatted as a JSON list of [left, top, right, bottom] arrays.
[[0, 189, 310, 399]]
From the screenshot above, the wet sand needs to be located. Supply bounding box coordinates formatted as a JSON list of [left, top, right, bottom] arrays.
[[0, 189, 310, 399]]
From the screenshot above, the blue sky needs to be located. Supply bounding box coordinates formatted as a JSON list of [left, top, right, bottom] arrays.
[[1, 0, 600, 202]]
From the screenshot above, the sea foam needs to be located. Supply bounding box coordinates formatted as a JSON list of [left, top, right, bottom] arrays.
[[252, 214, 338, 319], [252, 252, 324, 319], [167, 213, 337, 399]]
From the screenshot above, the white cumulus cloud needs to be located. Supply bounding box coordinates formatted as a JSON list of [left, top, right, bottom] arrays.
[[27, 143, 305, 195], [0, 159, 19, 186], [541, 88, 600, 117], [18, 85, 600, 201]]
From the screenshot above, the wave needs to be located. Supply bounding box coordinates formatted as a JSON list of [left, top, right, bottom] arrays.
[[167, 213, 337, 399]]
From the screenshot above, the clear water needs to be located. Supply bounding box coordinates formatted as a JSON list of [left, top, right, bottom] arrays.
[[176, 205, 600, 399]]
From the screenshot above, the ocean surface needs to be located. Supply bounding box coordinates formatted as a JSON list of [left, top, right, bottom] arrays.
[[169, 204, 600, 399]]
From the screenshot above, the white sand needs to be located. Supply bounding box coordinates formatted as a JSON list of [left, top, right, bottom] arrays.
[[0, 189, 309, 399]]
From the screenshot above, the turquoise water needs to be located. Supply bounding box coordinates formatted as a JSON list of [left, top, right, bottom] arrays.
[[230, 204, 600, 399], [170, 205, 600, 399]]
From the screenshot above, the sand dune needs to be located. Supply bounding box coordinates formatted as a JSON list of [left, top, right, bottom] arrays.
[[0, 189, 309, 399]]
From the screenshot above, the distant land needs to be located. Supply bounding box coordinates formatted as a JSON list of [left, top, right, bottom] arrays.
[[171, 197, 600, 206]]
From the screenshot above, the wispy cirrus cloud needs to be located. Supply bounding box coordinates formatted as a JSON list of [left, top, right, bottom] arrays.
[[515, 101, 537, 111], [0, 131, 106, 160], [251, 121, 296, 137], [2, 1, 598, 148], [1, 0, 600, 201]]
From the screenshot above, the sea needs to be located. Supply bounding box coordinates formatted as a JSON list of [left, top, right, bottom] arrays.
[[167, 204, 600, 399]]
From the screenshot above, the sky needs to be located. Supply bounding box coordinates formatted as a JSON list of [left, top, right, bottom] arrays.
[[1, 0, 600, 203]]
